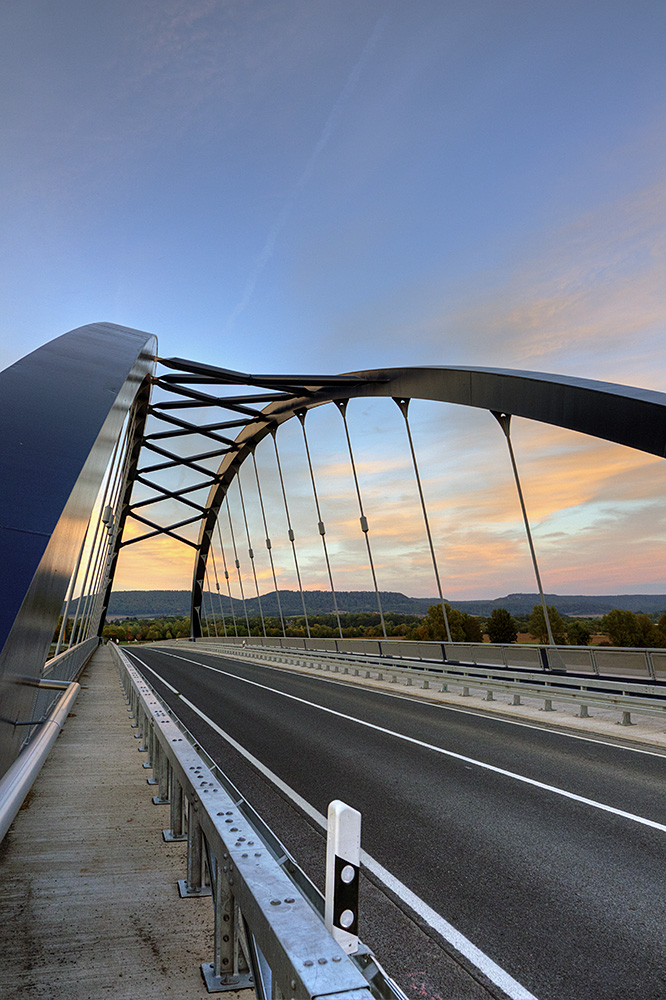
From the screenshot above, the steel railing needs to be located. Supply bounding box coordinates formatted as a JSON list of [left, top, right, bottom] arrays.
[[176, 639, 666, 729], [112, 645, 405, 999], [179, 633, 666, 683], [0, 638, 99, 842]]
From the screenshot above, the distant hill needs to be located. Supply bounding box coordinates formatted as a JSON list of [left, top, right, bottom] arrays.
[[106, 589, 666, 619]]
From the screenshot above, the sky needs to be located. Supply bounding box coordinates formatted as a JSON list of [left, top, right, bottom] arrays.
[[3, 0, 666, 601]]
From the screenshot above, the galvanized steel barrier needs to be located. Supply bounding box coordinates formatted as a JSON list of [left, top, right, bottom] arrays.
[[183, 634, 666, 683], [182, 638, 666, 730], [112, 645, 404, 999]]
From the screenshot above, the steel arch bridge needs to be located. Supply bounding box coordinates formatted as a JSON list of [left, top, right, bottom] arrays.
[[2, 321, 666, 779]]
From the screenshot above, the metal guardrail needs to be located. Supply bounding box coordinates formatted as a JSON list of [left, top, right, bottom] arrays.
[[0, 637, 100, 843], [0, 682, 82, 842], [182, 633, 666, 683], [184, 640, 666, 730], [112, 645, 405, 999]]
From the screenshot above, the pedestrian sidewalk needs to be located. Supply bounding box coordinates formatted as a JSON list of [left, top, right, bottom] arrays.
[[0, 645, 253, 1000]]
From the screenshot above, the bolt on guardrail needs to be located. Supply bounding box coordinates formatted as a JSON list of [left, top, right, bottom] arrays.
[[112, 646, 406, 999]]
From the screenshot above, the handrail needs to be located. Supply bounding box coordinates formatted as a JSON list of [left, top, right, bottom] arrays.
[[0, 681, 80, 842], [0, 637, 100, 842], [42, 636, 100, 680], [112, 645, 404, 999], [180, 633, 666, 684], [182, 640, 666, 729]]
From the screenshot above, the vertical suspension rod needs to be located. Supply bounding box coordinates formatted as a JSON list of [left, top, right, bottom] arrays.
[[207, 541, 228, 637], [296, 410, 343, 639], [84, 409, 138, 639], [237, 474, 267, 639], [54, 509, 93, 655], [204, 565, 218, 636], [226, 496, 251, 636], [394, 398, 453, 644], [251, 449, 286, 638], [216, 518, 238, 637], [336, 400, 387, 639], [493, 412, 555, 646], [271, 428, 311, 638], [69, 414, 130, 645]]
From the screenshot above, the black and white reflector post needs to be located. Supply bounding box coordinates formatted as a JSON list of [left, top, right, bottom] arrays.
[[325, 799, 361, 954]]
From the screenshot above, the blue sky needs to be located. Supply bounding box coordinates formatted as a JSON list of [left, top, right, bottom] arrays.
[[3, 1, 666, 598]]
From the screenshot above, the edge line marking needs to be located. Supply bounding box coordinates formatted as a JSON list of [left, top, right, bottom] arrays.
[[129, 650, 539, 1000], [148, 648, 666, 835]]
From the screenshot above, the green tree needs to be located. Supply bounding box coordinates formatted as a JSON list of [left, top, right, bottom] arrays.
[[487, 608, 518, 644], [528, 604, 567, 644], [600, 609, 664, 647], [461, 612, 483, 643], [566, 620, 592, 646], [417, 603, 449, 641], [415, 604, 484, 643]]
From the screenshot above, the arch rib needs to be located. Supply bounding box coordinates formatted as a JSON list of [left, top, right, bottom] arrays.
[[187, 362, 666, 635]]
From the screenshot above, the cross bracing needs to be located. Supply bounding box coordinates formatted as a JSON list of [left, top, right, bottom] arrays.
[[2, 322, 666, 779]]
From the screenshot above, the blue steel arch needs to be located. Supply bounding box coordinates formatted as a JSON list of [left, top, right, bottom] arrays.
[[187, 363, 666, 635], [0, 323, 156, 778]]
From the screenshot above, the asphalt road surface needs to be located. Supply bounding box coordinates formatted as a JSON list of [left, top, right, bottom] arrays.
[[125, 645, 666, 1000]]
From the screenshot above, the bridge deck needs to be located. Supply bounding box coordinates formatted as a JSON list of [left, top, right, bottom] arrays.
[[0, 645, 253, 999]]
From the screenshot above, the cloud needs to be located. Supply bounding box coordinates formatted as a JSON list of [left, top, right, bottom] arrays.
[[435, 176, 666, 383], [113, 517, 195, 590]]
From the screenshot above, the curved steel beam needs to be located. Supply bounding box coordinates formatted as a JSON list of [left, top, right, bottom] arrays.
[[189, 364, 666, 634], [0, 323, 156, 779]]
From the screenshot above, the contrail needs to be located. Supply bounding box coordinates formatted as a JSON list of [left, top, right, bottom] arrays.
[[223, 9, 390, 332]]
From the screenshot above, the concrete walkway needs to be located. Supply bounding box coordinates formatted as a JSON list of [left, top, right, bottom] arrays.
[[0, 645, 252, 999]]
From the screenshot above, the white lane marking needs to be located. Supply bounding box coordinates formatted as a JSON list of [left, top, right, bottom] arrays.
[[149, 647, 666, 835], [192, 646, 666, 759], [130, 651, 538, 1000]]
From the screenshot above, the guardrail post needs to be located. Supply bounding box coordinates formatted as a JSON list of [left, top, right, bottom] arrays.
[[179, 799, 211, 897], [133, 704, 144, 738], [143, 722, 155, 771], [164, 775, 186, 842], [202, 862, 253, 991], [152, 741, 170, 805], [618, 711, 634, 726], [146, 726, 158, 783], [136, 705, 148, 750], [542, 698, 554, 711]]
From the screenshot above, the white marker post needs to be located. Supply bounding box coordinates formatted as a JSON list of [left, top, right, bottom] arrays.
[[325, 799, 361, 955]]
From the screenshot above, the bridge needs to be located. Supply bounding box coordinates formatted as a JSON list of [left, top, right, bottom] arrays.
[[1, 323, 665, 1000]]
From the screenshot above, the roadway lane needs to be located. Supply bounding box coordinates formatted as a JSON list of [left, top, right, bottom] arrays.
[[128, 646, 666, 1000]]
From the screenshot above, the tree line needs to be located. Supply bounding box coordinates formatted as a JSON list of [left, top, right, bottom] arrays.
[[97, 604, 666, 648]]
